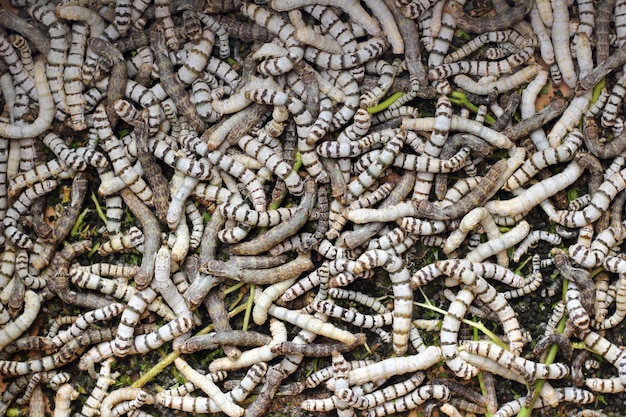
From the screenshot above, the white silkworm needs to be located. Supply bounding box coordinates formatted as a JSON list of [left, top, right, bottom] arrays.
[[79, 359, 116, 414], [238, 134, 304, 195], [505, 131, 583, 191], [0, 59, 54, 139], [0, 35, 36, 101], [462, 340, 569, 380], [328, 345, 443, 389], [453, 64, 540, 95], [311, 299, 393, 328], [366, 384, 451, 417], [402, 114, 514, 149], [209, 319, 287, 372], [465, 221, 531, 263], [513, 230, 562, 262], [154, 245, 192, 320], [253, 277, 297, 325], [430, 46, 534, 80], [443, 207, 508, 265], [53, 383, 79, 417], [542, 166, 626, 227], [113, 286, 159, 356], [50, 303, 124, 348], [529, 6, 555, 66], [0, 290, 40, 351], [487, 159, 583, 217], [567, 281, 591, 330], [100, 388, 154, 417], [550, 0, 577, 88], [174, 357, 244, 417], [242, 4, 303, 76]]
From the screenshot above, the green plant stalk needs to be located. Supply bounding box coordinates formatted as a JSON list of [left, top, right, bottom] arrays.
[[366, 91, 405, 114], [242, 284, 254, 331], [88, 241, 101, 257], [514, 255, 534, 275], [591, 77, 606, 104], [450, 90, 497, 125], [516, 279, 569, 417], [70, 208, 91, 237], [293, 151, 302, 173], [223, 281, 246, 296], [131, 303, 248, 388], [91, 192, 108, 225], [415, 301, 508, 350], [229, 290, 244, 311]]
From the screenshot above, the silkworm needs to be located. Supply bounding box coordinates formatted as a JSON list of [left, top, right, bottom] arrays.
[[594, 0, 616, 66], [0, 35, 36, 102], [505, 130, 583, 191], [550, 0, 577, 88], [430, 46, 534, 80], [149, 29, 204, 132], [443, 207, 507, 265], [4, 180, 58, 250], [99, 388, 154, 417], [352, 249, 412, 354], [542, 165, 626, 227], [238, 135, 303, 195], [29, 2, 70, 117], [513, 231, 562, 262], [52, 383, 79, 417], [487, 159, 584, 217], [229, 178, 316, 255], [112, 285, 158, 356], [494, 388, 595, 417], [134, 113, 170, 223], [0, 59, 53, 139], [449, 0, 533, 33], [462, 340, 569, 380], [80, 317, 191, 368], [418, 148, 525, 220], [179, 331, 273, 353], [311, 299, 393, 329], [207, 319, 286, 372], [0, 290, 40, 352], [205, 252, 313, 285], [50, 303, 124, 348]]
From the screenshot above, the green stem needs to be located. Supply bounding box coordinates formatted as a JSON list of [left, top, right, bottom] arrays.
[[70, 208, 91, 237], [131, 303, 248, 388], [591, 77, 606, 104], [91, 192, 108, 226], [293, 151, 302, 173], [366, 91, 405, 114], [242, 284, 255, 331], [450, 90, 496, 125], [223, 281, 246, 296], [415, 302, 508, 350]]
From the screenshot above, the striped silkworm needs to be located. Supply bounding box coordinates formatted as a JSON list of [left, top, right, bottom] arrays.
[[229, 178, 316, 255], [4, 180, 58, 250], [418, 147, 525, 220], [505, 130, 583, 191], [352, 249, 413, 354]]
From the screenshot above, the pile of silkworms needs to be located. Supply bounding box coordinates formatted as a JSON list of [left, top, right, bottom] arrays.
[[1, 0, 626, 415]]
